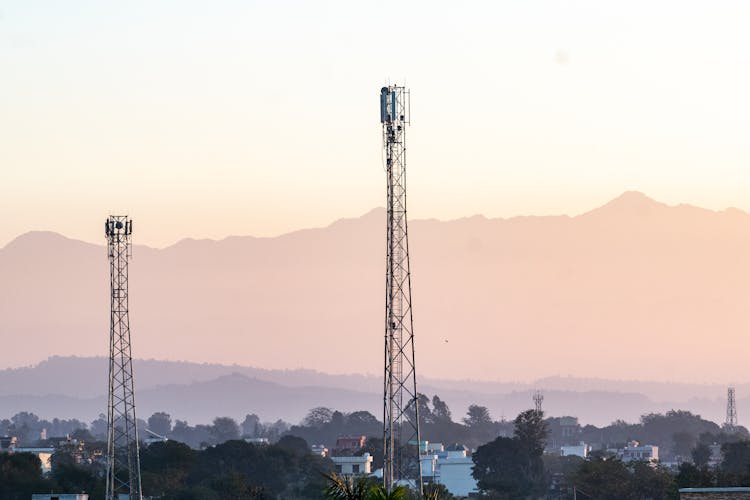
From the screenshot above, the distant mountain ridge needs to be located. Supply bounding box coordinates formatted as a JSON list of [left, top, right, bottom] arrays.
[[0, 356, 737, 427], [2, 192, 750, 384]]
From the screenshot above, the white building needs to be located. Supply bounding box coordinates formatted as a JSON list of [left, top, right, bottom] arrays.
[[332, 453, 373, 475], [421, 443, 478, 497], [620, 441, 659, 464], [311, 444, 328, 457], [561, 443, 591, 459], [32, 496, 89, 500]]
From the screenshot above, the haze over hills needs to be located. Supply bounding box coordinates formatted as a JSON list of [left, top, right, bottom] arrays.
[[2, 191, 750, 383], [0, 356, 737, 427]]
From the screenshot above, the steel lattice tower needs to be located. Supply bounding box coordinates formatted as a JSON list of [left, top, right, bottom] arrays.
[[105, 216, 142, 500], [726, 386, 738, 430], [533, 390, 544, 414], [380, 85, 422, 492]]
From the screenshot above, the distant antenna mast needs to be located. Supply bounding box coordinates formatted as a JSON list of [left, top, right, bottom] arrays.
[[726, 386, 738, 431], [104, 216, 142, 500], [534, 390, 544, 414], [380, 85, 422, 493]]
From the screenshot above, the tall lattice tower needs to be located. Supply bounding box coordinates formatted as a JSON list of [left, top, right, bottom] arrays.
[[533, 390, 544, 414], [105, 216, 142, 500], [726, 386, 738, 430], [380, 85, 422, 492]]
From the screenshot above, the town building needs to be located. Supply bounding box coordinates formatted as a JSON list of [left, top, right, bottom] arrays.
[[331, 453, 373, 475], [421, 443, 478, 497], [560, 443, 591, 459], [0, 435, 18, 451], [335, 435, 366, 451], [620, 441, 659, 464]]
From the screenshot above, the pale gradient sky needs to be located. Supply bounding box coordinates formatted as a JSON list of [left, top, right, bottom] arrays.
[[2, 1, 750, 247]]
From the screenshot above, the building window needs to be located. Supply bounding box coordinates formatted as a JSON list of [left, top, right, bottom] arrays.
[[353, 464, 360, 474], [335, 465, 342, 473]]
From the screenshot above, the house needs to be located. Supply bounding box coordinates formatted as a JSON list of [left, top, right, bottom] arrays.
[[421, 442, 478, 497], [620, 441, 659, 464], [335, 435, 366, 451], [0, 435, 18, 451], [561, 443, 591, 459], [331, 453, 373, 475]]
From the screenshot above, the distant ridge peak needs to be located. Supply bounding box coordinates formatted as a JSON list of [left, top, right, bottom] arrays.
[[583, 191, 667, 217], [608, 190, 661, 207]]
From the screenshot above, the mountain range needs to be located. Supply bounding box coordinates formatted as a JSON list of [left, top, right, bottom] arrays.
[[0, 356, 739, 427], [3, 191, 750, 385]]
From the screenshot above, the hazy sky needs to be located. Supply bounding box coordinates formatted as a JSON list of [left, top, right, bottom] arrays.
[[2, 1, 750, 247]]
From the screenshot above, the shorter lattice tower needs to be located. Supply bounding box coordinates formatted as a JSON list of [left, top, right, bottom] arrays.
[[533, 390, 544, 414], [105, 216, 142, 500], [726, 386, 738, 430]]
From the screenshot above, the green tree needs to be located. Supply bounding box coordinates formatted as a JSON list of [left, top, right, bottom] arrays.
[[147, 411, 172, 436], [431, 396, 452, 424], [472, 436, 531, 497], [277, 435, 310, 455], [514, 409, 547, 456], [676, 462, 714, 489], [472, 410, 549, 498], [672, 431, 696, 458], [463, 405, 492, 427], [692, 442, 712, 468], [570, 458, 633, 500], [304, 407, 334, 428], [630, 461, 678, 500], [241, 413, 261, 437], [210, 416, 240, 443], [0, 452, 53, 500]]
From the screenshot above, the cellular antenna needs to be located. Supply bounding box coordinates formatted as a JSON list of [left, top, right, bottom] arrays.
[[104, 216, 142, 500], [380, 85, 422, 493], [726, 386, 738, 431], [534, 390, 544, 415]]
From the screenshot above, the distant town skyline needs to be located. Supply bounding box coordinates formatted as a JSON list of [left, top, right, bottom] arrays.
[[3, 1, 750, 247]]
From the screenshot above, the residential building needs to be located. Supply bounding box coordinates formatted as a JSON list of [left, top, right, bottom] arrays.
[[331, 453, 373, 475], [561, 443, 591, 459], [421, 442, 478, 497], [1, 435, 17, 451], [335, 435, 366, 451], [620, 441, 659, 464]]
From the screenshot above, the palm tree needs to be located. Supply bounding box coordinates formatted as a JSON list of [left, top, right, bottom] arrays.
[[367, 484, 409, 500], [323, 472, 373, 500], [323, 473, 411, 500]]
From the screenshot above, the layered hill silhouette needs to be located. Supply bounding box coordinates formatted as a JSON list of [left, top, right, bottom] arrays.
[[0, 356, 735, 426], [2, 191, 750, 384]]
